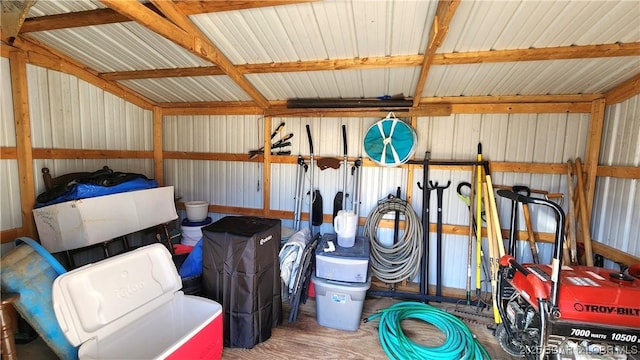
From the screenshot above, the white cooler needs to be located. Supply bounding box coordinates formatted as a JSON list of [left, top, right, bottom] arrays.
[[52, 244, 223, 359]]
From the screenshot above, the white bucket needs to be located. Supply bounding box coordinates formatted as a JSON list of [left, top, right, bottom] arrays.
[[185, 201, 209, 222], [181, 225, 205, 246]]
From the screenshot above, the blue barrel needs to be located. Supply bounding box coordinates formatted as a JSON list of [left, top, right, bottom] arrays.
[[1, 238, 78, 360]]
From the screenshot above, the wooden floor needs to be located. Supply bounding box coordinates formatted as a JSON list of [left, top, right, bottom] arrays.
[[16, 295, 513, 359], [222, 295, 512, 359]]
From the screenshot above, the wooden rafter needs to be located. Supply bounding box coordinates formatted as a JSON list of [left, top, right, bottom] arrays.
[[20, 1, 316, 33], [20, 6, 158, 33], [434, 42, 640, 64], [605, 72, 640, 105], [174, 0, 317, 15], [100, 0, 269, 108], [412, 0, 460, 107], [99, 42, 639, 81]]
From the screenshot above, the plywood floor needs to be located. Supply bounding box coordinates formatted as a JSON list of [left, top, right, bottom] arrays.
[[222, 295, 512, 359], [16, 295, 513, 359]]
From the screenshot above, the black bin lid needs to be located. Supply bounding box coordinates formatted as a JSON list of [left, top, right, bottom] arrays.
[[202, 216, 280, 237]]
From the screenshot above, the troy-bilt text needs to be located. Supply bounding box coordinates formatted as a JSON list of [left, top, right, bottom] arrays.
[[574, 303, 640, 316]]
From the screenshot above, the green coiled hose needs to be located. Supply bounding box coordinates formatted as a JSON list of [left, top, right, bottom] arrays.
[[365, 302, 490, 360]]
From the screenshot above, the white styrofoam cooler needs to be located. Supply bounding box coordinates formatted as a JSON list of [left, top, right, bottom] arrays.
[[33, 186, 178, 253], [52, 244, 223, 359]]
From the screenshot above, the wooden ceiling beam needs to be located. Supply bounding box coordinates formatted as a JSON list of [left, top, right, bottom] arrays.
[[101, 66, 226, 81], [20, 5, 161, 33], [174, 1, 318, 15], [100, 0, 269, 109], [412, 0, 460, 107], [20, 1, 315, 33], [100, 55, 424, 80], [420, 94, 603, 104], [99, 42, 637, 81], [434, 42, 640, 64], [605, 72, 640, 105]]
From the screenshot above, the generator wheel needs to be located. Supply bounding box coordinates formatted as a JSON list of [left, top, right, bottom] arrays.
[[496, 323, 524, 358]]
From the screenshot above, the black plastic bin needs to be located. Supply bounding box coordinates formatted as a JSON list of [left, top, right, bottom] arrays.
[[201, 216, 282, 348]]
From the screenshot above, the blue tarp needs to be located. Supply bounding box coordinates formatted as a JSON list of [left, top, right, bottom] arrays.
[[35, 178, 158, 208]]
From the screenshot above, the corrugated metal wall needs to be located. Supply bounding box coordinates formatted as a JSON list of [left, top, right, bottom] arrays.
[[27, 64, 155, 195], [163, 114, 263, 208], [3, 59, 637, 287], [593, 94, 640, 260], [1, 57, 22, 238]]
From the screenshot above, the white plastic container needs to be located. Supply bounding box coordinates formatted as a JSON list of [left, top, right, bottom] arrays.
[[52, 244, 223, 359], [311, 275, 371, 331], [33, 186, 178, 253], [185, 201, 209, 222], [315, 234, 370, 283], [181, 217, 213, 246]]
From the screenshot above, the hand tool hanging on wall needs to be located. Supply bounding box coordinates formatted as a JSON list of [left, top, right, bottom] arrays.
[[482, 180, 502, 325], [484, 162, 505, 258], [331, 125, 349, 220], [416, 151, 433, 298], [475, 144, 484, 300], [341, 125, 348, 211], [249, 121, 283, 159], [429, 180, 451, 298], [306, 125, 322, 235], [351, 158, 363, 218], [248, 133, 293, 159], [293, 156, 308, 231], [457, 179, 475, 305]]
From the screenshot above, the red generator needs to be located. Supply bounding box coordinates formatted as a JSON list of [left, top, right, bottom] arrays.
[[495, 190, 640, 360]]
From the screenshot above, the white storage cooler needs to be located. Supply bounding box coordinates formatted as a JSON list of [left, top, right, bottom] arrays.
[[52, 244, 223, 359]]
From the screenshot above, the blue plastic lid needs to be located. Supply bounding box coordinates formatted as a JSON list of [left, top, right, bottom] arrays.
[[181, 217, 212, 227]]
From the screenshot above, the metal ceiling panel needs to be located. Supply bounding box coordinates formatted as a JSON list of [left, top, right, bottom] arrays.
[[248, 67, 419, 100], [441, 0, 640, 52], [190, 0, 436, 64], [119, 76, 252, 103], [27, 22, 212, 73], [425, 57, 640, 97], [27, 0, 105, 17]]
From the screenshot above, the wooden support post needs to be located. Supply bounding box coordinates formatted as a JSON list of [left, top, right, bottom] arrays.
[[153, 106, 164, 186], [584, 99, 606, 219], [262, 116, 272, 216], [10, 50, 36, 238]]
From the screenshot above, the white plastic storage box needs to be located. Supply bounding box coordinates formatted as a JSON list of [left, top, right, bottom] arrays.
[[315, 234, 370, 283], [52, 244, 223, 359], [33, 186, 178, 253], [311, 275, 371, 331]]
